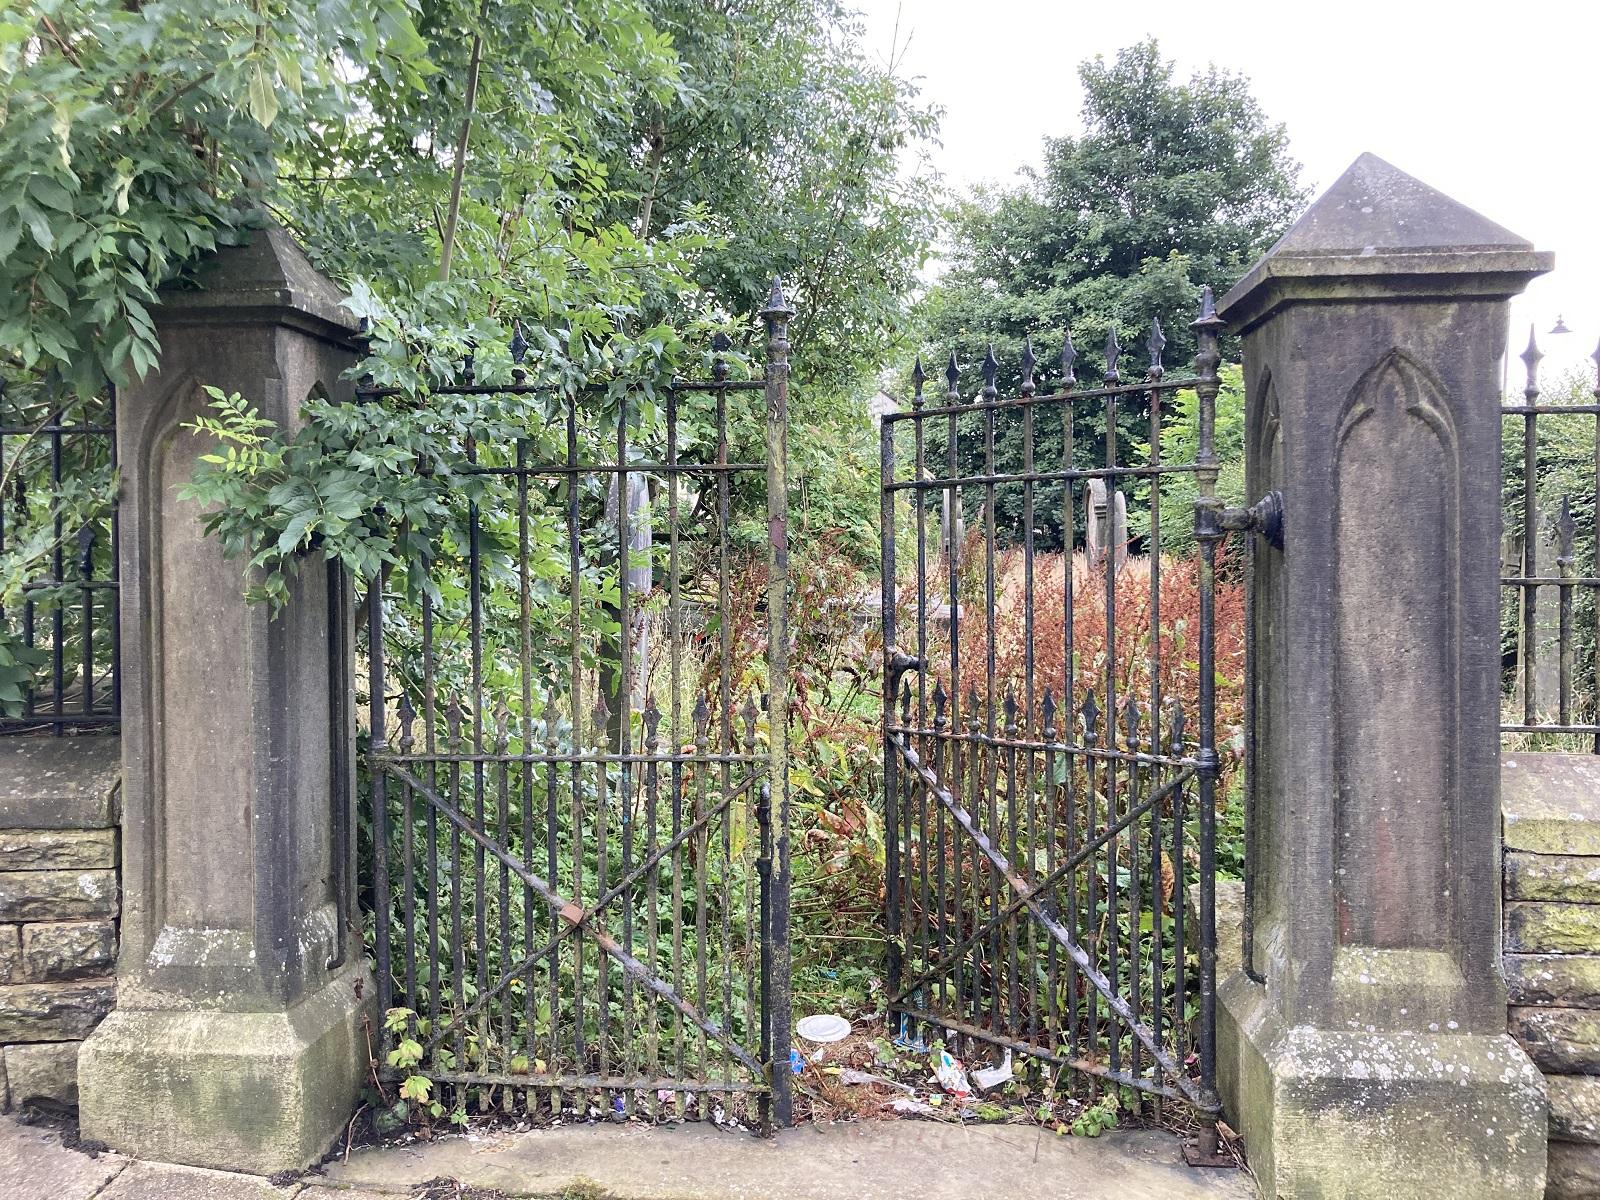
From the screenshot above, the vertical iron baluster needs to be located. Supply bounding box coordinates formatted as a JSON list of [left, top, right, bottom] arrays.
[[763, 282, 794, 1128], [944, 352, 965, 1048], [1146, 321, 1168, 1100], [742, 692, 760, 1119], [1593, 340, 1600, 751], [980, 347, 1002, 1041], [78, 525, 95, 716], [566, 389, 587, 1090], [966, 686, 984, 1045], [617, 389, 635, 1114], [1003, 690, 1020, 1037], [1123, 699, 1144, 1095], [368, 580, 392, 1045], [930, 680, 949, 1018], [912, 359, 931, 1041], [1041, 688, 1058, 1047], [1191, 286, 1226, 1147], [667, 384, 687, 1116], [464, 433, 488, 1110], [544, 708, 561, 1114], [714, 343, 735, 1109], [1020, 340, 1039, 1044], [108, 382, 120, 719], [1060, 332, 1079, 1069], [1559, 497, 1576, 731], [49, 375, 64, 734], [693, 695, 711, 1118], [881, 380, 902, 1024], [1081, 689, 1100, 1091], [515, 437, 539, 1100], [592, 689, 611, 1111], [644, 698, 663, 1118], [495, 705, 512, 1089], [1102, 326, 1122, 1085], [1521, 327, 1542, 725], [446, 701, 467, 1094], [399, 693, 418, 1012], [1168, 700, 1188, 1074]]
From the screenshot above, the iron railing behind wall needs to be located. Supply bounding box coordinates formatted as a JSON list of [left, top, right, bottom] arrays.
[[1501, 328, 1600, 749], [362, 288, 794, 1129], [0, 372, 120, 735]]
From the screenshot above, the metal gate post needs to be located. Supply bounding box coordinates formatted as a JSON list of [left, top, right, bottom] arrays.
[[1214, 154, 1551, 1198], [762, 279, 795, 1127]]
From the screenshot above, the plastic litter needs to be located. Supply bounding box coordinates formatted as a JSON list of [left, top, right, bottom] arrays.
[[890, 1097, 937, 1116], [972, 1049, 1013, 1092], [837, 1068, 915, 1092], [796, 1013, 851, 1043], [931, 1047, 971, 1098], [789, 1048, 805, 1074]]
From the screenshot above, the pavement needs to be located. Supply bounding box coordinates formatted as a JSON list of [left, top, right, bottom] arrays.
[[2, 1110, 1258, 1199]]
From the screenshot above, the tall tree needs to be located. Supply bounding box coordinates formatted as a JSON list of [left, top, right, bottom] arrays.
[[916, 37, 1304, 548]]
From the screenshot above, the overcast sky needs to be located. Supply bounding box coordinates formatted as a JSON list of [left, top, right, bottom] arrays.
[[854, 0, 1600, 386]]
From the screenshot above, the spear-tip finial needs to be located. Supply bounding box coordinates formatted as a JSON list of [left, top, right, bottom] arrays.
[[1060, 329, 1077, 387], [1191, 284, 1223, 332], [911, 357, 927, 405], [1147, 317, 1166, 375], [945, 350, 960, 398], [509, 320, 527, 365], [761, 276, 794, 319], [1522, 324, 1543, 397], [981, 343, 999, 397], [1020, 337, 1037, 397]]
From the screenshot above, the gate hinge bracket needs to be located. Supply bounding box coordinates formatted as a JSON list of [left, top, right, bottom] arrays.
[[1219, 490, 1284, 551]]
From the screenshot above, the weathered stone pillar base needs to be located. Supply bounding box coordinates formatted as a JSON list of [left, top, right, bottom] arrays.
[[78, 961, 373, 1174], [1220, 977, 1547, 1198]]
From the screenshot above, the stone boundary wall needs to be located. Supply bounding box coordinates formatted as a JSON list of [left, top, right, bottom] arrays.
[[1505, 754, 1600, 1200], [0, 737, 120, 1111]]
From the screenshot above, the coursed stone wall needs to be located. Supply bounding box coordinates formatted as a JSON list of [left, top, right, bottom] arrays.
[[0, 737, 120, 1112], [1505, 754, 1600, 1199]]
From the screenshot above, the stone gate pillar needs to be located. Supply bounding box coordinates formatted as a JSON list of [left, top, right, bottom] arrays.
[[77, 226, 372, 1173], [1215, 154, 1551, 1197]]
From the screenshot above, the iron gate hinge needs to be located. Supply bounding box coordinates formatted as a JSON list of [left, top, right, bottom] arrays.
[[1219, 489, 1284, 551]]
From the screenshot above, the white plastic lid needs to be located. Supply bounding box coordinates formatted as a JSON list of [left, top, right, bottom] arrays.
[[795, 1013, 851, 1043]]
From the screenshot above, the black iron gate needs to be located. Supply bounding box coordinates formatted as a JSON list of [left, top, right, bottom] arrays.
[[364, 286, 795, 1129], [879, 290, 1240, 1149]]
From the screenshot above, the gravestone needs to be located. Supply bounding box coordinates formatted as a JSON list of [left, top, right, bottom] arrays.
[[1085, 478, 1127, 571]]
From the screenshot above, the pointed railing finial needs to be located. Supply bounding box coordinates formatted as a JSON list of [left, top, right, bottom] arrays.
[[1104, 326, 1121, 383], [981, 343, 999, 399], [911, 357, 927, 408], [1521, 324, 1543, 401], [1060, 329, 1077, 389], [945, 351, 960, 401], [509, 320, 528, 365], [1192, 284, 1223, 332], [1147, 317, 1166, 378], [1020, 337, 1037, 398], [761, 275, 794, 319]]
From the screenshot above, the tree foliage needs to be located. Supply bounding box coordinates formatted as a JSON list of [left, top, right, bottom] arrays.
[[914, 37, 1303, 549]]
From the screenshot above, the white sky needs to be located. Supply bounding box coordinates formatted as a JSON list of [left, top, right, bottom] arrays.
[[854, 0, 1600, 387]]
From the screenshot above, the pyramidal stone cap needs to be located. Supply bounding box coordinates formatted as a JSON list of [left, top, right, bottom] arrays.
[[1219, 152, 1552, 332], [156, 221, 360, 343]]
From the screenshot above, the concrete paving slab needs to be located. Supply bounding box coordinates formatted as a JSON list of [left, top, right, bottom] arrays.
[[321, 1121, 1257, 1200], [0, 1115, 127, 1200], [98, 1158, 300, 1199]]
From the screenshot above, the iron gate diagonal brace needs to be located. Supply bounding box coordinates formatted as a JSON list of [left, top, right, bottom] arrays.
[[888, 733, 1207, 1108], [374, 761, 765, 1079]]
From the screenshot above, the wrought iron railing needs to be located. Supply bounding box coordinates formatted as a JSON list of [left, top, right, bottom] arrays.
[[1501, 327, 1600, 749], [0, 372, 120, 735]]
